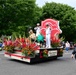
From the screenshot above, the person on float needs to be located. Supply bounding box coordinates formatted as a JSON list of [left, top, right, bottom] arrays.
[[36, 31, 44, 47], [34, 23, 41, 37], [29, 29, 36, 42], [45, 24, 51, 48]]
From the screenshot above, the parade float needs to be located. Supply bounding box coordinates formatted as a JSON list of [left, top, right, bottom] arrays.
[[4, 19, 63, 63]]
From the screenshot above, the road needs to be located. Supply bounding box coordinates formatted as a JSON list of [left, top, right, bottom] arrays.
[[0, 50, 76, 75]]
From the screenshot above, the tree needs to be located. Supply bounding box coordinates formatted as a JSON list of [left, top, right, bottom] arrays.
[[33, 5, 42, 25], [0, 0, 6, 35], [0, 1, 76, 42], [0, 0, 36, 36], [41, 2, 76, 42]]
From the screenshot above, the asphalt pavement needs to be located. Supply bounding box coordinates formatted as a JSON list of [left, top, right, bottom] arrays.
[[0, 50, 76, 75]]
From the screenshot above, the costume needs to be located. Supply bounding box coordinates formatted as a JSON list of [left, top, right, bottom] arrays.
[[34, 25, 41, 37], [36, 34, 44, 44], [29, 33, 36, 42], [45, 26, 51, 48]]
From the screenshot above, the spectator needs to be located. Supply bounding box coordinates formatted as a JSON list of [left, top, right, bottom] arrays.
[[70, 42, 74, 50], [65, 41, 70, 52], [0, 39, 3, 51], [71, 43, 76, 61]]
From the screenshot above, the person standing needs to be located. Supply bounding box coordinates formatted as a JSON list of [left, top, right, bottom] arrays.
[[34, 23, 41, 37], [65, 41, 70, 52], [71, 43, 76, 61], [45, 24, 51, 48]]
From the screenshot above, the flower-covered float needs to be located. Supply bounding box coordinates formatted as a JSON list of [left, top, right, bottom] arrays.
[[4, 19, 63, 63]]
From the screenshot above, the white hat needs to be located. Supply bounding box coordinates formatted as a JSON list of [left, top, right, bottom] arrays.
[[37, 43, 40, 46], [37, 23, 40, 26]]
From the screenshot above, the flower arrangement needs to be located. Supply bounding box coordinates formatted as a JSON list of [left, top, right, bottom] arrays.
[[43, 49, 48, 57], [22, 46, 35, 57], [14, 38, 22, 50], [3, 36, 40, 57], [4, 45, 15, 53], [3, 38, 15, 53], [22, 42, 39, 57], [51, 38, 60, 47], [3, 38, 16, 53], [58, 48, 63, 56]]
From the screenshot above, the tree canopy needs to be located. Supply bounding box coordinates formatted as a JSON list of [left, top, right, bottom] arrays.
[[41, 2, 76, 42], [0, 0, 76, 42]]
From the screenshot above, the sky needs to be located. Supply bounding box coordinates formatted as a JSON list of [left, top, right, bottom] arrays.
[[36, 0, 76, 9]]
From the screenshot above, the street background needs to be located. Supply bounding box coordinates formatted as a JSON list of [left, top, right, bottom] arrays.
[[0, 50, 76, 75]]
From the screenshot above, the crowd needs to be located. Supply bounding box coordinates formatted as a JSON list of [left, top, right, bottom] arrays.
[[61, 41, 76, 61]]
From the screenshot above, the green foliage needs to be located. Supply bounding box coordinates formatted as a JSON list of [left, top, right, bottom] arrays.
[[0, 1, 76, 42], [0, 0, 36, 36], [43, 50, 48, 57], [33, 5, 43, 24], [42, 2, 76, 42], [52, 42, 59, 47], [12, 31, 25, 41]]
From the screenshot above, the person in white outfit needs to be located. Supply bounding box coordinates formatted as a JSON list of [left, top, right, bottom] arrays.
[[34, 23, 41, 37], [65, 41, 70, 52], [45, 24, 51, 48]]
